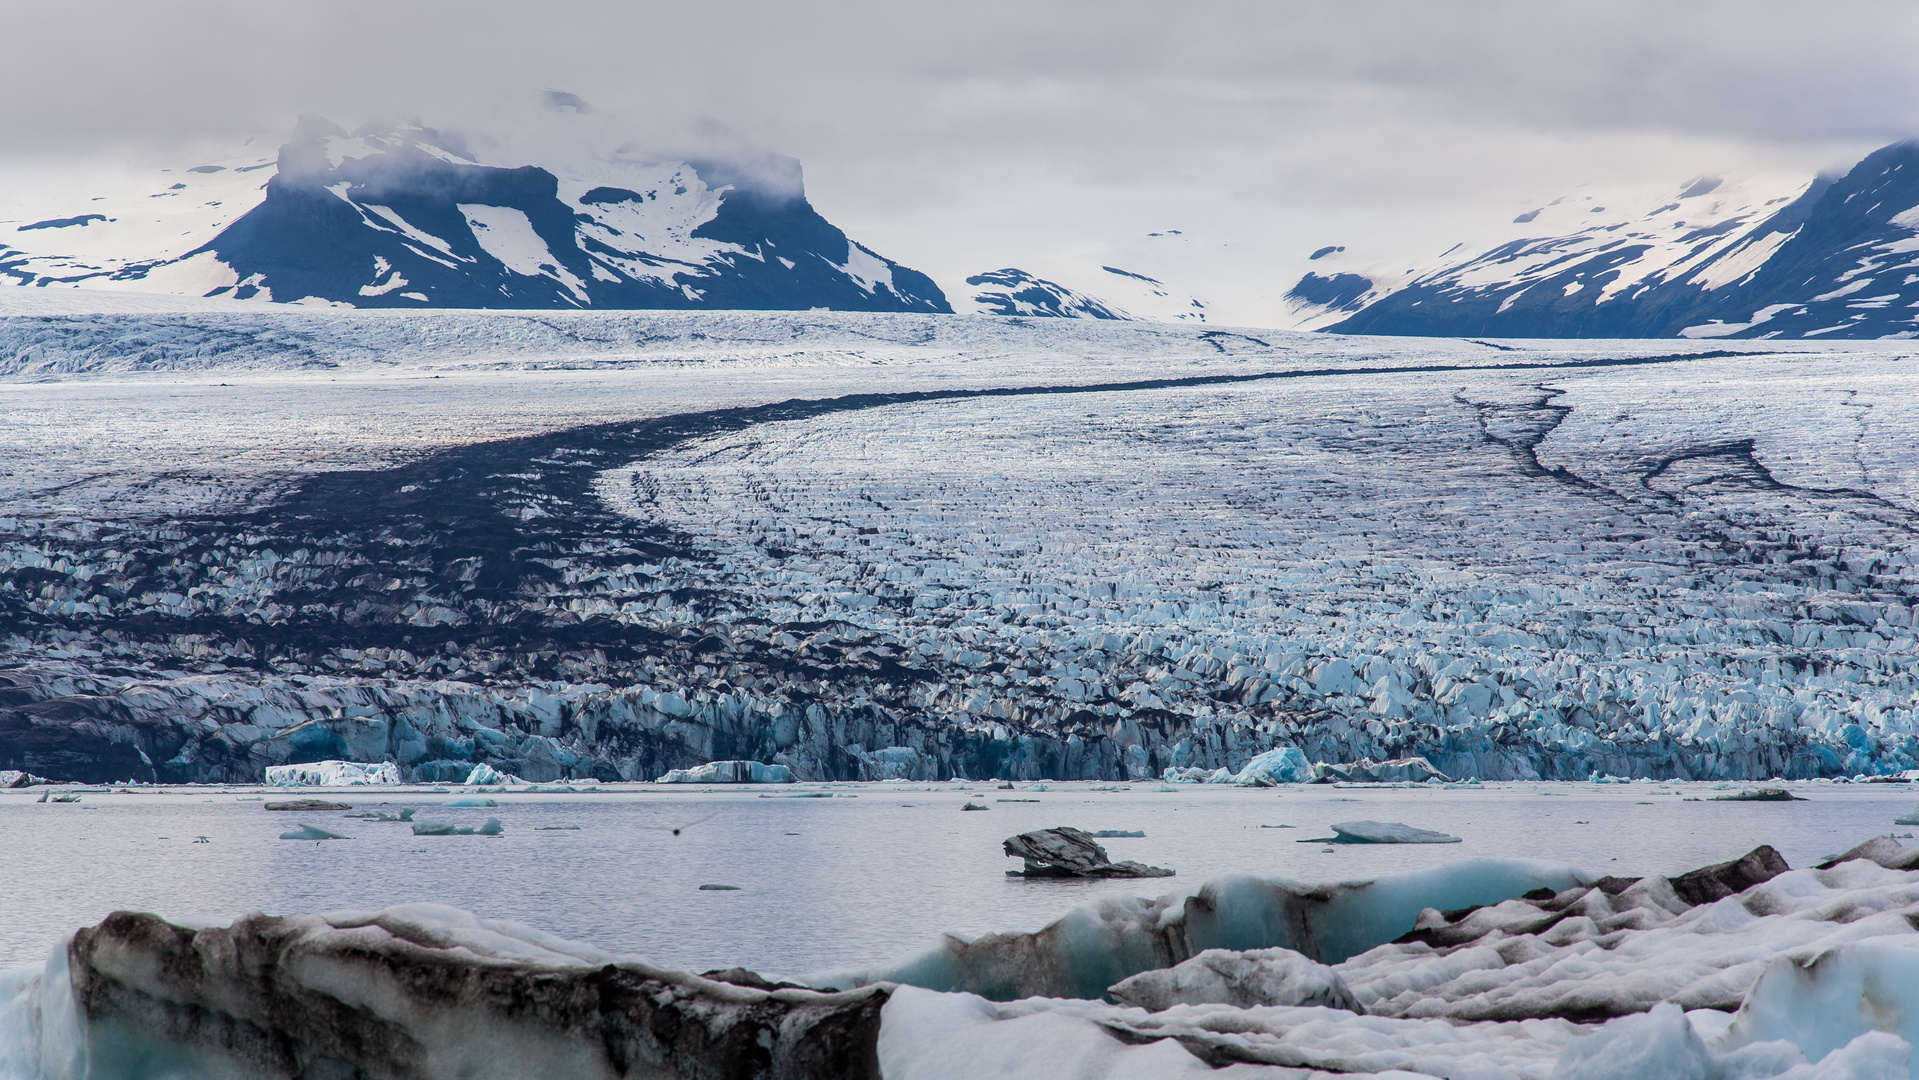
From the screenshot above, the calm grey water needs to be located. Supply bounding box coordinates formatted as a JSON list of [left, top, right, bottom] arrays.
[[3, 780, 1913, 978]]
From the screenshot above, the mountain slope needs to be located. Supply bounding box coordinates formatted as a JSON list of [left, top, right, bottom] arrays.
[[1293, 140, 1919, 339], [0, 109, 949, 313], [963, 267, 1128, 318]]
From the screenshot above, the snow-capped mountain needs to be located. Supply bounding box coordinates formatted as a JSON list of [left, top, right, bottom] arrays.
[[0, 106, 949, 313], [1287, 139, 1919, 339], [956, 261, 1209, 322], [964, 268, 1128, 318]]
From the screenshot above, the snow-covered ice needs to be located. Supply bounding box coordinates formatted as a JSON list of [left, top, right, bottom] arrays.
[[9, 844, 1919, 1078], [1318, 821, 1463, 844], [656, 760, 795, 783], [263, 760, 400, 786]]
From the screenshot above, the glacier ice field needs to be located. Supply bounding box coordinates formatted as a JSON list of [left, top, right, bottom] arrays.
[[3, 295, 1916, 786], [8, 295, 1919, 1077]]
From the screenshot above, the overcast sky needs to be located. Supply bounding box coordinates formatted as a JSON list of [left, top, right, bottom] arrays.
[[9, 1, 1919, 324]]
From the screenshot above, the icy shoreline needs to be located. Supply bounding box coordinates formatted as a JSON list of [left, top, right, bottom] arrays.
[[9, 842, 1919, 1078]]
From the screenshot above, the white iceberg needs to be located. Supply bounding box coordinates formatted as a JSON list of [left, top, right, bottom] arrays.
[[1221, 747, 1313, 785], [656, 760, 794, 784], [263, 761, 400, 787], [1306, 820, 1463, 844], [461, 764, 526, 786]]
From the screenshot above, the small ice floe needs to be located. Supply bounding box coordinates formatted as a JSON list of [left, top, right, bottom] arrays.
[[1087, 830, 1145, 838], [344, 808, 416, 821], [49, 794, 81, 803], [1003, 826, 1173, 878], [1894, 805, 1919, 826], [961, 802, 989, 811], [0, 770, 51, 788], [264, 761, 400, 787], [1710, 787, 1806, 802], [278, 824, 349, 840], [697, 884, 741, 891], [1108, 947, 1362, 1013], [411, 817, 503, 836], [441, 797, 497, 807], [656, 760, 793, 784], [1300, 820, 1462, 844], [264, 799, 351, 812]]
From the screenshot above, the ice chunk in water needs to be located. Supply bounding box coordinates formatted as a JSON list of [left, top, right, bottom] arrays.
[[278, 824, 350, 840], [461, 764, 525, 786], [656, 760, 794, 784], [1301, 820, 1462, 844], [442, 797, 498, 807], [1107, 947, 1361, 1012], [411, 817, 503, 836], [264, 761, 400, 787], [1222, 747, 1313, 786]]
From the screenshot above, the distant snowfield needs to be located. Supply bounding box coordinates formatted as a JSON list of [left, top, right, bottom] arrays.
[[0, 286, 1799, 517]]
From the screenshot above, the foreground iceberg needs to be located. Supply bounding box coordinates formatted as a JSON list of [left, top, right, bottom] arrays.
[[0, 904, 885, 1080], [816, 857, 1587, 1000], [656, 760, 794, 784], [1107, 947, 1362, 1012], [263, 760, 400, 787], [21, 840, 1919, 1078]]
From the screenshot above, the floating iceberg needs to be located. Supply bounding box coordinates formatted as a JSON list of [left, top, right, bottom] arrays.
[[1002, 827, 1173, 879], [1, 903, 887, 1080], [278, 824, 349, 840], [344, 807, 416, 822], [15, 841, 1919, 1079], [820, 856, 1584, 999], [411, 817, 503, 836], [1223, 746, 1313, 785], [442, 797, 498, 808], [461, 764, 526, 786], [263, 799, 351, 811], [1159, 765, 1229, 783], [264, 760, 400, 787], [0, 770, 49, 788], [655, 760, 794, 784], [1302, 820, 1464, 844]]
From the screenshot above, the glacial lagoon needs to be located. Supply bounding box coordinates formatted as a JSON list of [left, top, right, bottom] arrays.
[[5, 778, 1912, 977]]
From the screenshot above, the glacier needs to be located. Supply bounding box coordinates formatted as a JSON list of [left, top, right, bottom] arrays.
[[2, 299, 1918, 785]]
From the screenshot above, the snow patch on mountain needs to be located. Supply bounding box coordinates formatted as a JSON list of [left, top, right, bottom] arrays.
[[963, 268, 1129, 319]]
